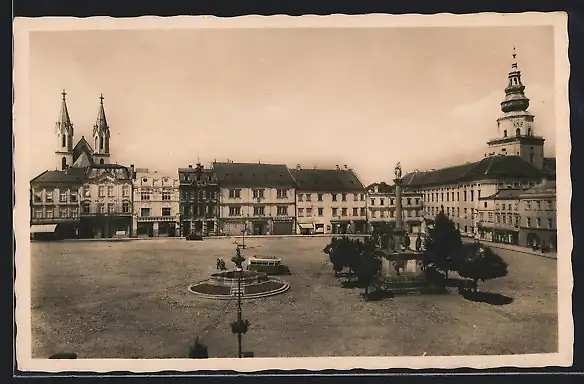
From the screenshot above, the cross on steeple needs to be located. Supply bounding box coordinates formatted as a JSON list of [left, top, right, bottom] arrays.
[[99, 93, 104, 104], [511, 47, 518, 69], [62, 89, 67, 100]]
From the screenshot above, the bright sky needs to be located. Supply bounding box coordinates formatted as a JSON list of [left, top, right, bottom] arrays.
[[28, 26, 555, 185]]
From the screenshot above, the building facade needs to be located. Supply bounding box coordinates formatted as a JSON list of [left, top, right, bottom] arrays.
[[476, 188, 523, 244], [366, 182, 424, 234], [214, 162, 297, 236], [290, 165, 368, 235], [132, 169, 180, 237], [178, 163, 219, 236], [518, 179, 557, 249], [401, 50, 554, 240]]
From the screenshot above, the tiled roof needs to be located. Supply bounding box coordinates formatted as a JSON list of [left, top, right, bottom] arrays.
[[72, 137, 94, 165], [403, 155, 543, 187], [290, 168, 365, 192], [480, 188, 525, 200], [366, 182, 395, 194], [30, 167, 88, 184], [87, 164, 133, 180], [213, 162, 297, 188], [520, 179, 556, 198]]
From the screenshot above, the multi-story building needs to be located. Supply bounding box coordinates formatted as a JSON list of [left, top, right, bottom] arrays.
[[132, 169, 180, 237], [366, 182, 424, 234], [214, 162, 297, 236], [30, 168, 85, 239], [290, 165, 367, 235], [30, 91, 135, 239], [402, 50, 554, 239], [518, 179, 557, 249], [79, 164, 134, 238], [476, 188, 524, 244], [178, 163, 219, 236]]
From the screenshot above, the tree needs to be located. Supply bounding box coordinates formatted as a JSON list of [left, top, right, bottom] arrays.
[[188, 337, 209, 358], [423, 207, 462, 279], [456, 243, 508, 292], [355, 243, 382, 300]]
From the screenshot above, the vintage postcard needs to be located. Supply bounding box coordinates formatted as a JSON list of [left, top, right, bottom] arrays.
[[13, 12, 572, 373]]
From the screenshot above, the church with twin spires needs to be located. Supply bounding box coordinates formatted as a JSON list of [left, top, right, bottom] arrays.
[[54, 91, 112, 170]]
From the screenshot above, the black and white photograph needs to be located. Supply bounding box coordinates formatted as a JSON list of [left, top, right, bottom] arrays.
[[14, 13, 572, 372]]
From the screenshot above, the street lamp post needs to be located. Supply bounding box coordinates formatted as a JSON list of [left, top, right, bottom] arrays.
[[230, 248, 250, 358]]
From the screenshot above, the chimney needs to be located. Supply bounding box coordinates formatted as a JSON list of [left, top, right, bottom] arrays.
[[130, 164, 135, 179], [336, 165, 340, 170], [188, 164, 193, 168], [344, 165, 348, 170], [296, 164, 301, 170]]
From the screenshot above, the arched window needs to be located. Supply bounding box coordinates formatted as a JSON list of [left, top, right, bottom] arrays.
[[527, 128, 532, 136], [62, 134, 66, 148], [516, 128, 521, 136], [100, 158, 105, 164], [95, 138, 98, 151], [503, 130, 507, 137], [530, 153, 534, 163], [99, 137, 104, 150], [61, 157, 67, 170]]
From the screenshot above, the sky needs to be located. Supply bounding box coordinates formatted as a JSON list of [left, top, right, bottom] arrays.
[[27, 26, 555, 185]]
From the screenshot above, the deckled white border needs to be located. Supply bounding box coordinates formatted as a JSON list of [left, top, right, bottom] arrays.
[[13, 12, 572, 373]]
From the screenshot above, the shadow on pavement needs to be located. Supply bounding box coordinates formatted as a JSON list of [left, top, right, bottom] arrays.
[[460, 290, 514, 306]]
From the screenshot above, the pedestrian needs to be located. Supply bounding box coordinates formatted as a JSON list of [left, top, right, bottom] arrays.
[[415, 235, 422, 252]]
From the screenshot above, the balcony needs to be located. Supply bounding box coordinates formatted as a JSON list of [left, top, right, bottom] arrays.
[[137, 215, 179, 222]]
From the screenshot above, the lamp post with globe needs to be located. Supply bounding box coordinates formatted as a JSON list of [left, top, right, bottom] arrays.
[[230, 247, 250, 358]]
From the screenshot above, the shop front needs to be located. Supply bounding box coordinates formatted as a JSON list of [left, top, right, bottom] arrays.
[[222, 220, 246, 236], [251, 220, 269, 235], [298, 222, 314, 235], [272, 219, 294, 235]]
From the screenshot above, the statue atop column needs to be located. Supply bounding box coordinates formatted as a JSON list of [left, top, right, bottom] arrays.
[[394, 162, 402, 180]]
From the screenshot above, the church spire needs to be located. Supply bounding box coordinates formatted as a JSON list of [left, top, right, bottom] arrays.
[[92, 93, 111, 163], [56, 89, 73, 140], [55, 89, 74, 170], [500, 47, 530, 113]]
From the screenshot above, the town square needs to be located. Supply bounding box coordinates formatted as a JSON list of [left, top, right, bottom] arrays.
[[18, 17, 568, 366]]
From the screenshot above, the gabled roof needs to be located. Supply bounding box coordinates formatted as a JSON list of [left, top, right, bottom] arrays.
[[403, 155, 543, 187], [213, 162, 296, 188], [30, 167, 88, 185], [479, 188, 525, 200], [86, 164, 133, 181], [365, 182, 395, 194], [519, 179, 556, 198], [290, 168, 365, 192], [72, 137, 94, 165]]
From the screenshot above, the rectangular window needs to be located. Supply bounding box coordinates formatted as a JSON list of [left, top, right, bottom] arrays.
[[107, 203, 115, 213], [297, 193, 303, 202], [45, 190, 53, 201], [107, 185, 114, 197], [141, 208, 150, 217], [548, 218, 553, 228], [59, 208, 68, 218], [370, 198, 375, 206], [360, 208, 366, 216], [98, 203, 105, 213], [318, 208, 324, 216], [298, 208, 304, 217], [162, 190, 172, 200], [332, 208, 338, 217], [470, 190, 474, 201], [46, 208, 54, 218], [122, 201, 130, 213], [60, 192, 67, 202], [276, 189, 288, 199], [122, 186, 130, 197], [353, 193, 358, 201], [82, 201, 91, 214], [229, 207, 241, 216], [34, 209, 43, 218], [526, 217, 531, 227], [352, 207, 358, 216], [536, 218, 541, 228], [341, 193, 347, 202], [162, 207, 171, 216], [254, 206, 265, 216], [360, 194, 365, 201], [317, 193, 323, 202], [305, 194, 312, 202], [253, 189, 265, 199], [229, 189, 241, 199], [390, 198, 394, 206], [33, 190, 42, 203], [71, 208, 78, 218], [331, 193, 337, 202], [277, 206, 288, 216], [464, 191, 467, 201], [141, 189, 151, 200], [341, 208, 348, 216], [380, 198, 385, 206], [98, 186, 105, 197], [306, 208, 312, 217], [457, 192, 460, 201]]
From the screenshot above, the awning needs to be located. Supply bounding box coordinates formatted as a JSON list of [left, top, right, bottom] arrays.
[[31, 224, 57, 233], [298, 223, 314, 229]]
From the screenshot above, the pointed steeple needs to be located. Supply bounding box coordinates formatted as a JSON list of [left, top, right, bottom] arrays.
[[56, 89, 74, 143], [500, 47, 530, 113], [93, 93, 111, 160]]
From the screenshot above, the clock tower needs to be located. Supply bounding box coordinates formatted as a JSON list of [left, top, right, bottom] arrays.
[[486, 48, 545, 170]]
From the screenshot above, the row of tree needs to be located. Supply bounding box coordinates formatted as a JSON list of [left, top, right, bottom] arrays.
[[324, 208, 509, 298]]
